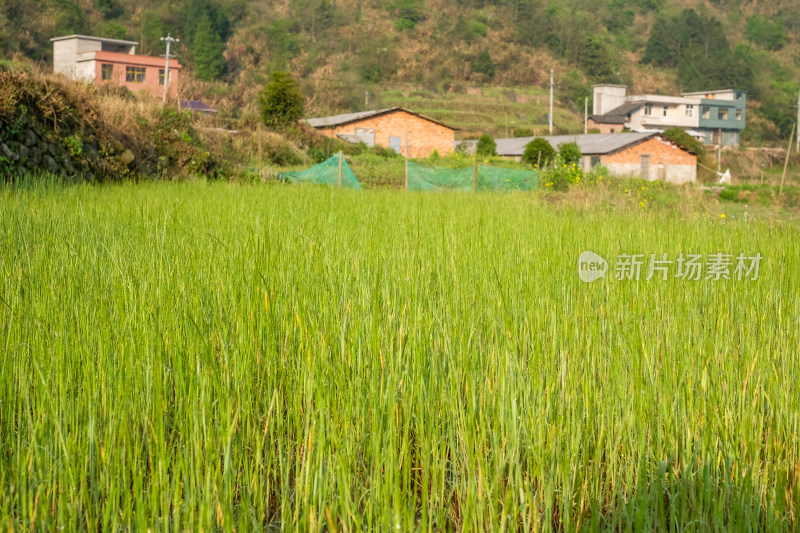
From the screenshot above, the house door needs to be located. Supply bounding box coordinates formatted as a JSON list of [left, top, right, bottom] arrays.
[[355, 128, 375, 147], [389, 136, 402, 154], [640, 155, 650, 180]]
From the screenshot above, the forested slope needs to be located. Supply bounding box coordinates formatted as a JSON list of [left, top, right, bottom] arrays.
[[1, 0, 799, 142]]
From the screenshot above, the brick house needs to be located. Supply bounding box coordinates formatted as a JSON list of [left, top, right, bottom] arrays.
[[495, 132, 697, 184], [51, 35, 181, 99], [306, 108, 455, 158]]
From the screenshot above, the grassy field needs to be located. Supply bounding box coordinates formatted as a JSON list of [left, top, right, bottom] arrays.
[[1, 181, 799, 531]]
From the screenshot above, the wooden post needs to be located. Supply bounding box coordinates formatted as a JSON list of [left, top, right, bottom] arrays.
[[778, 122, 795, 199], [257, 122, 263, 179], [405, 158, 409, 190], [338, 150, 343, 188], [472, 148, 478, 192]]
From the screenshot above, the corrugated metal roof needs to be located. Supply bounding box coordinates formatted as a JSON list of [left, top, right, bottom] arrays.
[[306, 107, 455, 130], [495, 132, 657, 157], [336, 133, 362, 144]]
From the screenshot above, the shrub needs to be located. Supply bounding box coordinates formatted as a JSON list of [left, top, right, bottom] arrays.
[[513, 127, 534, 138], [559, 141, 582, 165], [476, 134, 497, 156], [522, 138, 555, 167]]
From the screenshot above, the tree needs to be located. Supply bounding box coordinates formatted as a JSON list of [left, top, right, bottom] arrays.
[[193, 13, 226, 81], [558, 141, 581, 165], [522, 138, 555, 167], [471, 49, 495, 79], [476, 134, 496, 156], [259, 71, 305, 129]]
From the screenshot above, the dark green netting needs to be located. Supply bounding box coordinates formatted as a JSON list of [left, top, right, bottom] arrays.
[[407, 161, 538, 191], [278, 154, 362, 190]]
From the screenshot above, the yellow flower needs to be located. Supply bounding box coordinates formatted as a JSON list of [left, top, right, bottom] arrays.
[[719, 214, 726, 218]]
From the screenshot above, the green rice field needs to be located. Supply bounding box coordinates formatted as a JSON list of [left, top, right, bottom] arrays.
[[1, 182, 799, 531]]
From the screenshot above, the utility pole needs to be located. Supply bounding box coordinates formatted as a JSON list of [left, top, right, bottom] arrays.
[[365, 91, 369, 109], [549, 69, 554, 135], [160, 34, 179, 103], [584, 97, 588, 135]]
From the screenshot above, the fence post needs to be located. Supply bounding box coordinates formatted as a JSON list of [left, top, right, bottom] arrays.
[[257, 122, 263, 179], [338, 150, 343, 188], [779, 122, 795, 200], [473, 148, 478, 192]]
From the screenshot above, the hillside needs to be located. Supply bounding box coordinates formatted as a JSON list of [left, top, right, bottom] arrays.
[[1, 0, 799, 143]]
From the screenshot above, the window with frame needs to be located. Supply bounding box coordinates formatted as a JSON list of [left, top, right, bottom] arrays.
[[125, 66, 146, 83], [662, 106, 668, 117], [644, 104, 652, 116], [702, 106, 711, 119], [736, 109, 742, 120], [101, 64, 113, 81], [159, 69, 166, 85], [685, 104, 694, 117], [718, 108, 729, 120]]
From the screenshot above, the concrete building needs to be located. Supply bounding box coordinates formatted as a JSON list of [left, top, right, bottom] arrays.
[[589, 85, 745, 147], [495, 132, 698, 184], [51, 35, 181, 99], [306, 108, 456, 158]]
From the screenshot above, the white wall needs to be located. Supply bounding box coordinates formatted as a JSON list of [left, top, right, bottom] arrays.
[[605, 163, 696, 184]]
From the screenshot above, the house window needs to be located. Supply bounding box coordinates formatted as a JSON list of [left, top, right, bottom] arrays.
[[125, 66, 146, 83], [159, 69, 166, 85], [662, 106, 668, 117], [736, 109, 742, 120], [101, 64, 113, 81], [702, 106, 711, 119], [685, 104, 693, 117], [718, 108, 729, 120], [736, 92, 743, 100], [644, 104, 652, 116]]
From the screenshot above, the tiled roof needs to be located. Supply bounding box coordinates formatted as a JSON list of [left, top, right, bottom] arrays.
[[495, 132, 658, 157], [306, 107, 455, 130]]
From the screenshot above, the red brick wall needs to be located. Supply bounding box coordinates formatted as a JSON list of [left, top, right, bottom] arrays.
[[587, 119, 624, 134], [601, 137, 696, 165], [318, 110, 455, 158]]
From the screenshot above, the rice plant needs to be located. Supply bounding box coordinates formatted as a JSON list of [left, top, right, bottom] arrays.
[[1, 181, 798, 531]]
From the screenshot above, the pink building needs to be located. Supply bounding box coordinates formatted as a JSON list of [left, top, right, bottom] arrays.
[[51, 35, 182, 99]]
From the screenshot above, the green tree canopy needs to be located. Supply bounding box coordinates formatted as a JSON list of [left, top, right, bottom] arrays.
[[259, 71, 305, 129], [522, 138, 556, 167], [476, 133, 496, 156], [471, 49, 495, 79], [558, 141, 582, 165], [193, 13, 226, 81]]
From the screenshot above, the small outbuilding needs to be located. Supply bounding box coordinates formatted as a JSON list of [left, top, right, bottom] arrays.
[[495, 132, 698, 184], [306, 107, 455, 158]]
